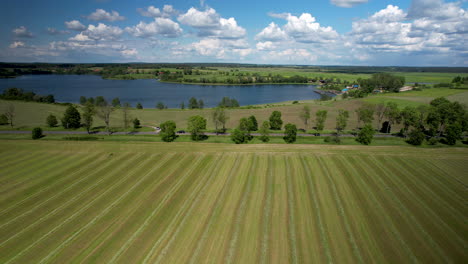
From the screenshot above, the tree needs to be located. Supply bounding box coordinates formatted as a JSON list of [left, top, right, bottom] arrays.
[[269, 111, 283, 130], [407, 128, 425, 146], [400, 106, 418, 137], [180, 102, 185, 109], [375, 103, 386, 127], [156, 102, 165, 110], [61, 105, 81, 129], [187, 115, 207, 141], [160, 120, 177, 142], [111, 97, 121, 108], [32, 127, 43, 140], [248, 115, 258, 131], [79, 96, 87, 105], [384, 102, 400, 133], [82, 101, 95, 134], [46, 114, 58, 127], [355, 104, 374, 128], [86, 97, 95, 105], [259, 121, 270, 142], [336, 109, 349, 134], [315, 110, 328, 134], [356, 124, 375, 145], [122, 102, 131, 131], [212, 107, 229, 134], [445, 122, 462, 145], [189, 97, 199, 109], [198, 99, 204, 109], [299, 106, 311, 129], [95, 96, 106, 106], [283, 123, 297, 143], [239, 117, 253, 141], [218, 97, 239, 108], [136, 102, 143, 109], [133, 118, 141, 129], [96, 99, 114, 134], [4, 104, 15, 127], [231, 128, 246, 144]]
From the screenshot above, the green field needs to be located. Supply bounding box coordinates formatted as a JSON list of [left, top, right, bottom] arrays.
[[0, 140, 466, 263]]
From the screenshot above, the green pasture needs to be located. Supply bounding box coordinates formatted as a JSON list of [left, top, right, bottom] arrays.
[[0, 140, 466, 263]]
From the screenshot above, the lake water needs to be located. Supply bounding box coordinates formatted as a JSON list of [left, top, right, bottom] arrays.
[[0, 75, 324, 108]]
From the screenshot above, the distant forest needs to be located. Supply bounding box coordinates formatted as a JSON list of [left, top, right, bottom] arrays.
[[1, 62, 467, 76]]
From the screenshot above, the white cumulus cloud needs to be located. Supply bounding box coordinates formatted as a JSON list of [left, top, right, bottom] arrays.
[[138, 5, 178, 18], [86, 9, 125, 22], [126, 18, 182, 38], [178, 7, 246, 39], [69, 23, 123, 42], [256, 22, 287, 41], [65, 20, 86, 31]]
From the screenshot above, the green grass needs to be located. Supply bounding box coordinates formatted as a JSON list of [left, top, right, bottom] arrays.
[[1, 86, 466, 133], [0, 140, 466, 263]]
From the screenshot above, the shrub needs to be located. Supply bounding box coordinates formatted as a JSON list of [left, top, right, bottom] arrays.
[[133, 118, 141, 129], [32, 127, 43, 140], [231, 128, 247, 144], [46, 114, 58, 127], [356, 124, 375, 145], [427, 137, 438, 145], [407, 129, 425, 146]]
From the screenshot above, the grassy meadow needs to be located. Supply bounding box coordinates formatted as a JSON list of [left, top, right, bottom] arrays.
[[129, 66, 468, 84], [1, 86, 467, 133], [0, 140, 466, 263]]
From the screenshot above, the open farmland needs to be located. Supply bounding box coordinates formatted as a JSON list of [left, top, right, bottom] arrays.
[[0, 140, 467, 263]]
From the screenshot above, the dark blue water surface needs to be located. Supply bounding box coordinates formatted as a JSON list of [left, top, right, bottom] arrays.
[[0, 75, 323, 108]]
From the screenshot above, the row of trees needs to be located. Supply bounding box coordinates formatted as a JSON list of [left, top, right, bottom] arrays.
[[52, 98, 141, 133], [1, 87, 55, 103]]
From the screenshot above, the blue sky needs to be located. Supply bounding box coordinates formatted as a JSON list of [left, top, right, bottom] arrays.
[[0, 0, 466, 66]]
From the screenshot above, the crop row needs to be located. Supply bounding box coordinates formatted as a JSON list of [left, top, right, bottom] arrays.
[[0, 148, 466, 263]]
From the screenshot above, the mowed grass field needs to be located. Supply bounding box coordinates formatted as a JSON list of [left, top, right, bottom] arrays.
[[0, 140, 466, 263]]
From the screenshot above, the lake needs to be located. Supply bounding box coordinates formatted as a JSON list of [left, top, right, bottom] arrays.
[[0, 75, 325, 108]]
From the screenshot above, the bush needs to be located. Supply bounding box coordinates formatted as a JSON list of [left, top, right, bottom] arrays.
[[283, 123, 297, 143], [46, 114, 58, 127], [407, 129, 425, 146], [356, 124, 375, 145], [231, 128, 247, 144], [133, 118, 141, 129], [427, 137, 438, 145], [32, 127, 43, 140], [324, 135, 341, 144]]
